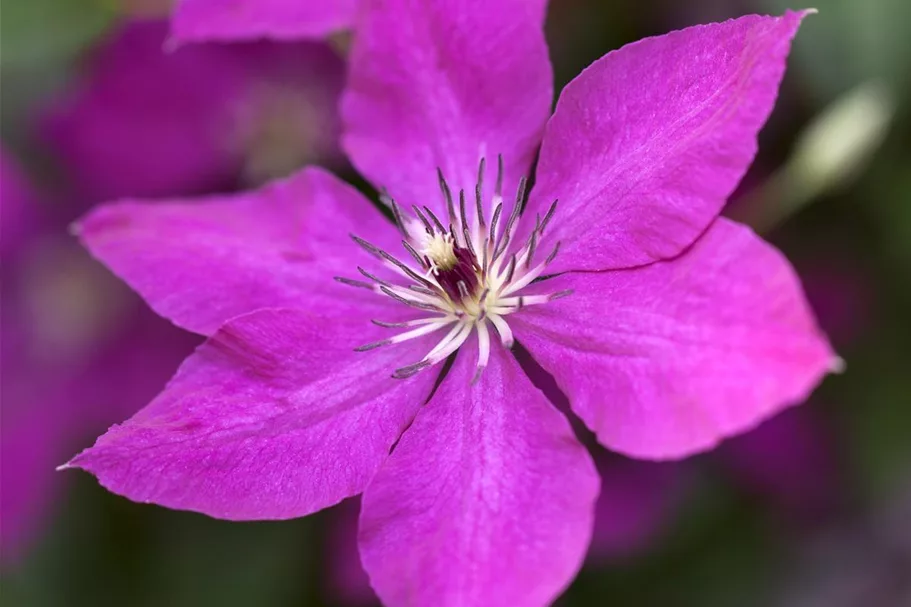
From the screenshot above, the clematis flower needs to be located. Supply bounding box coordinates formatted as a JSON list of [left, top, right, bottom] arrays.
[[168, 0, 546, 45], [170, 0, 363, 44], [0, 150, 197, 564], [40, 19, 345, 203], [65, 4, 839, 605]]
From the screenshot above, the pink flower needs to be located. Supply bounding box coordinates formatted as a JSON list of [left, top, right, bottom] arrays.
[[170, 0, 363, 44], [0, 149, 198, 564], [65, 5, 838, 605], [40, 19, 345, 203]]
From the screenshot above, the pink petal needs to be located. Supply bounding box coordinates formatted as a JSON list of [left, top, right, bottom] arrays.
[[512, 218, 839, 459], [77, 167, 400, 336], [527, 11, 810, 273], [171, 0, 359, 44], [359, 340, 599, 607], [342, 0, 551, 218], [65, 308, 440, 520]]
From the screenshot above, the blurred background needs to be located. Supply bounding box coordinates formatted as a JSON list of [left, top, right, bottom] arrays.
[[1, 0, 909, 605]]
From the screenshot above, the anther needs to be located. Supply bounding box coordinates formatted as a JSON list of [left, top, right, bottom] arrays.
[[525, 230, 538, 269], [437, 168, 457, 224], [351, 234, 384, 259], [401, 239, 427, 269], [371, 319, 410, 328], [540, 200, 558, 234], [458, 190, 469, 237], [392, 360, 431, 379], [549, 289, 574, 301], [334, 276, 374, 290], [423, 206, 446, 233], [380, 286, 442, 311], [357, 266, 392, 287], [504, 255, 517, 284], [354, 339, 392, 352], [545, 241, 561, 265], [411, 205, 434, 234], [475, 157, 486, 227]]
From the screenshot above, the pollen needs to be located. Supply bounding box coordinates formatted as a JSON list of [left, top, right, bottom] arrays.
[[422, 233, 458, 271], [336, 156, 568, 383]]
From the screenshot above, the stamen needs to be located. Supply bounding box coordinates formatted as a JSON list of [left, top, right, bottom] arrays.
[[545, 241, 561, 265], [401, 239, 428, 269], [372, 317, 451, 328], [423, 205, 446, 234], [392, 360, 431, 379], [437, 168, 457, 224], [354, 159, 569, 382], [380, 286, 443, 311], [355, 339, 392, 352], [353, 236, 437, 289], [381, 191, 409, 237], [475, 157, 486, 228], [411, 205, 434, 234], [494, 154, 504, 203], [473, 321, 490, 384], [334, 276, 374, 290], [503, 254, 517, 284], [488, 314, 514, 348], [489, 203, 503, 244], [525, 229, 538, 269], [458, 190, 469, 241], [355, 319, 453, 353], [351, 234, 385, 259], [540, 199, 558, 234]]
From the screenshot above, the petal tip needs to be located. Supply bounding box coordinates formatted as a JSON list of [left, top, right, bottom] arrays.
[[830, 355, 847, 374]]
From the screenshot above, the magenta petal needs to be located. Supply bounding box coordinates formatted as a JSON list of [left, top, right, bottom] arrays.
[[77, 167, 399, 336], [359, 341, 599, 607], [65, 308, 439, 520], [342, 0, 551, 217], [528, 11, 809, 273], [171, 0, 359, 44], [513, 218, 839, 459]]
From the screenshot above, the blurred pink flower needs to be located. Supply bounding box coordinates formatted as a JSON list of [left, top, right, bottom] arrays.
[[798, 257, 873, 347], [721, 405, 839, 518], [62, 5, 837, 606], [0, 150, 198, 565], [171, 0, 362, 44], [40, 19, 345, 203]]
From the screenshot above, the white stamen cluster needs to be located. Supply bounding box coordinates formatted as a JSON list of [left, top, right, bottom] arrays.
[[336, 156, 570, 382]]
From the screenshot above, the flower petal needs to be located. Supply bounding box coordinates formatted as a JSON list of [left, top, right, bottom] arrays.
[[512, 218, 839, 459], [527, 11, 810, 273], [342, 0, 551, 217], [359, 340, 599, 607], [77, 167, 400, 336], [171, 0, 359, 44], [65, 308, 440, 520]]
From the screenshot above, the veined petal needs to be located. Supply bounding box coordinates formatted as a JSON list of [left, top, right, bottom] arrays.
[[512, 218, 839, 459], [342, 0, 551, 218], [171, 0, 360, 44], [527, 11, 810, 273], [359, 339, 599, 607], [77, 167, 400, 336], [64, 309, 439, 520]]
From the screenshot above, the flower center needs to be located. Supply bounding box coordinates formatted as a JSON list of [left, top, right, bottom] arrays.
[[336, 156, 570, 382]]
